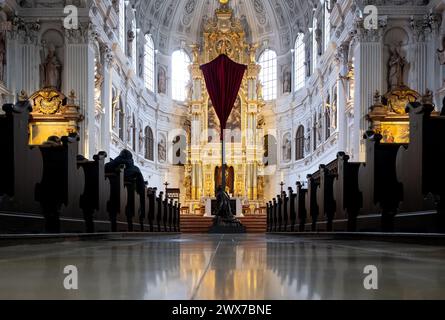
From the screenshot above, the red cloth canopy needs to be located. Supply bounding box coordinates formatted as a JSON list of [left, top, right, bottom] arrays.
[[200, 54, 247, 140]]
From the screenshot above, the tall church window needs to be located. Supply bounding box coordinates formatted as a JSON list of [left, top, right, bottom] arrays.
[[294, 33, 305, 91], [259, 49, 277, 101], [145, 126, 154, 161], [295, 126, 305, 161], [172, 50, 191, 101], [144, 34, 155, 92]]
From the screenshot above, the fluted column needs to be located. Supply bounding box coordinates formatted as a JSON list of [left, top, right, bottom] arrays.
[[352, 20, 386, 161], [101, 44, 114, 157], [64, 24, 96, 158], [6, 20, 40, 99], [335, 42, 350, 153]]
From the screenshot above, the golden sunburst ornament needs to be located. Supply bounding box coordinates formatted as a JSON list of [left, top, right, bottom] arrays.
[[219, 0, 229, 4]]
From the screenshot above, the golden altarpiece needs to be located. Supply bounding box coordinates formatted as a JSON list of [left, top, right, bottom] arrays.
[[183, 2, 266, 214]]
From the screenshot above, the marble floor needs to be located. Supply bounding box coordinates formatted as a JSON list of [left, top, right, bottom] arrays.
[[0, 234, 444, 300]]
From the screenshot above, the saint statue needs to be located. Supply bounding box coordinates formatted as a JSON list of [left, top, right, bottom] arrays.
[[41, 44, 62, 90], [158, 67, 167, 94], [388, 46, 407, 90]]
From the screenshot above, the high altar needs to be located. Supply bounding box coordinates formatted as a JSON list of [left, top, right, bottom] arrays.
[[183, 0, 266, 215]]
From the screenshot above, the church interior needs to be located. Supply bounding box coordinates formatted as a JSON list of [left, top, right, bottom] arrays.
[[0, 0, 445, 301]]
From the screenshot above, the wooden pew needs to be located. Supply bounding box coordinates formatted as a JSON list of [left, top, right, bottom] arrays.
[[105, 165, 128, 232], [147, 187, 157, 232], [305, 171, 320, 231], [316, 162, 337, 231], [287, 187, 296, 232], [156, 192, 164, 232], [167, 199, 173, 232], [282, 191, 289, 231], [396, 102, 445, 232], [125, 179, 141, 232], [276, 195, 283, 231], [176, 202, 181, 232], [358, 131, 404, 232], [78, 152, 111, 233], [36, 134, 86, 233], [295, 182, 307, 232], [0, 102, 44, 233], [332, 152, 362, 231], [171, 201, 177, 232], [271, 198, 278, 231], [266, 202, 271, 232], [162, 197, 169, 232]]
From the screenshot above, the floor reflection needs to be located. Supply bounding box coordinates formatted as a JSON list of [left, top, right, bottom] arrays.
[[0, 234, 444, 299]]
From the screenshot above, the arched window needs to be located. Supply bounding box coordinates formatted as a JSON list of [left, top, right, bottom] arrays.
[[295, 126, 305, 161], [294, 33, 305, 91], [145, 126, 154, 161], [172, 50, 191, 101], [119, 0, 126, 54], [259, 49, 277, 101], [144, 34, 155, 92], [324, 1, 331, 52], [312, 16, 318, 73]]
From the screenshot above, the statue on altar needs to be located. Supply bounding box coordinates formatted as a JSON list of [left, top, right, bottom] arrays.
[[388, 45, 407, 90], [40, 43, 62, 90]]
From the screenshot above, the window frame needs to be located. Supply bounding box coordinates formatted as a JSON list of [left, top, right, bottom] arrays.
[[258, 49, 278, 101], [144, 34, 155, 92], [294, 33, 305, 92], [171, 49, 191, 102]]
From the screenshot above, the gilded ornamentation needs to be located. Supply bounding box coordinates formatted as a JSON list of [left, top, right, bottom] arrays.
[[30, 87, 65, 115], [184, 1, 264, 210]]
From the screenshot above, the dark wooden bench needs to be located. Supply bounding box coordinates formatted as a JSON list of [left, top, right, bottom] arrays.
[[305, 171, 320, 231], [78, 152, 111, 233], [295, 182, 307, 232], [316, 161, 338, 231], [105, 165, 128, 232], [396, 102, 445, 232], [36, 134, 86, 233], [358, 131, 404, 232], [332, 152, 362, 231], [0, 102, 44, 233]]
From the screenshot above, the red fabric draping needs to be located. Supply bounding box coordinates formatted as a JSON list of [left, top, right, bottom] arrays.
[[200, 54, 247, 139]]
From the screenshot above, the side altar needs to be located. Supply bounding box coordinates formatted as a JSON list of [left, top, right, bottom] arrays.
[[182, 1, 266, 215]]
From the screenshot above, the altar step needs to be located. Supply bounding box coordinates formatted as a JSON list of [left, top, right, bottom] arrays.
[[180, 215, 267, 233], [180, 216, 214, 233]]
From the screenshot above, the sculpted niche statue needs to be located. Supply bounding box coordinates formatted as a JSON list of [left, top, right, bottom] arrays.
[[41, 43, 62, 90], [388, 46, 407, 90]]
